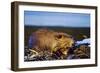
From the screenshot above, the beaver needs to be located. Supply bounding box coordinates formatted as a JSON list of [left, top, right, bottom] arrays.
[[28, 28, 74, 60]]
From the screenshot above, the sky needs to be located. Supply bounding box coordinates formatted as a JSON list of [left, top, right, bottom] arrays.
[[24, 11, 90, 27]]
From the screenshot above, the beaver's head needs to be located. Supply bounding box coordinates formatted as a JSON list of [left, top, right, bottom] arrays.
[[51, 32, 74, 56]]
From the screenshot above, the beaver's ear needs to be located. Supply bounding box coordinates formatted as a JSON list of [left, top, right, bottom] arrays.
[[55, 34, 63, 40]]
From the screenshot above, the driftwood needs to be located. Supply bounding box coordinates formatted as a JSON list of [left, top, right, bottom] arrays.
[[24, 44, 90, 61]]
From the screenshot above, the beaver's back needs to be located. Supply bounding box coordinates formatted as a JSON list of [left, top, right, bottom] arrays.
[[29, 29, 57, 51]]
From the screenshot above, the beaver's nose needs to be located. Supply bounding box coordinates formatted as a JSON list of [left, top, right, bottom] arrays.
[[72, 43, 75, 46], [72, 40, 75, 47]]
